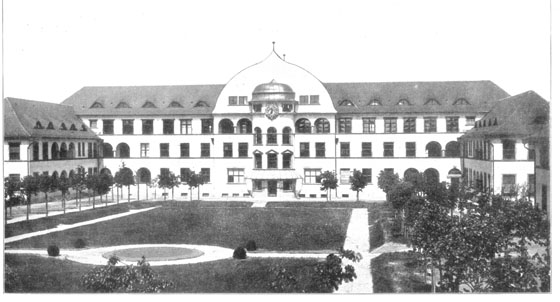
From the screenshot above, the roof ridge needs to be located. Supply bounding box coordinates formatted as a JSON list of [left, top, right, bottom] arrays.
[[4, 98, 32, 137]]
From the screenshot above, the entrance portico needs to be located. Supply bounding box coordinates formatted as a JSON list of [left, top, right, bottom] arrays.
[[246, 169, 302, 199]]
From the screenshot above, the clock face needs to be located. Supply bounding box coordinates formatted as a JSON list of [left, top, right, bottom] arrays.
[[265, 104, 279, 120]]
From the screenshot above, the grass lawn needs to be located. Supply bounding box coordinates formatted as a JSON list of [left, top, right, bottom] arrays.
[[266, 201, 372, 208], [5, 254, 325, 293], [7, 205, 351, 251], [371, 251, 431, 293]]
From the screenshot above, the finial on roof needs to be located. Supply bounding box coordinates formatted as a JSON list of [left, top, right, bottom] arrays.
[[272, 41, 276, 51], [283, 54, 286, 61]]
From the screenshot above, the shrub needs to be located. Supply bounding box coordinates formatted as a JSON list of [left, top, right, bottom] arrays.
[[371, 221, 385, 249], [73, 238, 87, 249], [246, 240, 257, 251], [233, 246, 247, 259], [47, 245, 60, 257]]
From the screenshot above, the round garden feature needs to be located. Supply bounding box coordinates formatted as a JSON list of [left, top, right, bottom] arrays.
[[102, 246, 204, 262]]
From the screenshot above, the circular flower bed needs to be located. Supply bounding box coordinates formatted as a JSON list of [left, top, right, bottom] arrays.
[[102, 246, 204, 262]]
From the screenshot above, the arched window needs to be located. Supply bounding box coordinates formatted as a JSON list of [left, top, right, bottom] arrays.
[[103, 143, 114, 158], [32, 142, 39, 161], [116, 143, 130, 158], [397, 99, 411, 106], [267, 127, 277, 145], [68, 143, 75, 159], [282, 127, 292, 145], [219, 119, 234, 134], [254, 128, 262, 145], [137, 168, 151, 183], [237, 119, 252, 134], [60, 143, 68, 159], [100, 168, 112, 175], [424, 168, 440, 185], [51, 142, 60, 160], [314, 118, 330, 133], [404, 168, 421, 185], [296, 118, 311, 133], [445, 141, 460, 157], [426, 141, 442, 157]]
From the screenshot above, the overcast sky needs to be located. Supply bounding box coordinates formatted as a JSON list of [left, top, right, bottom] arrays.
[[2, 0, 552, 103]]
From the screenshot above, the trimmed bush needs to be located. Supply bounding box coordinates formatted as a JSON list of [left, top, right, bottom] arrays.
[[246, 240, 257, 251], [371, 221, 385, 249], [233, 246, 247, 259], [73, 238, 87, 249], [47, 245, 60, 257]]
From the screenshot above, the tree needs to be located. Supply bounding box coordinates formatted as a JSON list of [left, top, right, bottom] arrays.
[[157, 170, 180, 201], [377, 169, 400, 199], [319, 170, 338, 201], [186, 170, 207, 201], [57, 175, 71, 213], [96, 173, 114, 206], [21, 175, 39, 221], [114, 163, 135, 203], [4, 177, 22, 223], [349, 169, 368, 201], [70, 166, 87, 210], [85, 174, 98, 209], [38, 174, 56, 216]]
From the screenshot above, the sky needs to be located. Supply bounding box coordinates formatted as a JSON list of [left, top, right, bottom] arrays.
[[2, 0, 552, 103]]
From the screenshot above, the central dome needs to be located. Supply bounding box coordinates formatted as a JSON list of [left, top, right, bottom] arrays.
[[251, 80, 295, 102]]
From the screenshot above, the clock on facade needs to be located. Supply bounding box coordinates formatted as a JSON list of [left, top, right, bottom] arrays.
[[265, 104, 279, 120]]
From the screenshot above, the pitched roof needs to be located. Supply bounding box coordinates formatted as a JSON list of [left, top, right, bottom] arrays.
[[3, 97, 100, 140], [62, 85, 225, 116], [322, 81, 509, 114], [461, 91, 549, 139]]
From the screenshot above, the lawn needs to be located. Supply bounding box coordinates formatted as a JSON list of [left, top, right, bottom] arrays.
[[6, 204, 352, 251], [5, 254, 325, 293], [371, 251, 431, 293], [267, 201, 372, 208]]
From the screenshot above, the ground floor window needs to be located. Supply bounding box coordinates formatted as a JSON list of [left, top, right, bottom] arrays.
[[254, 180, 263, 191], [227, 168, 245, 183], [180, 168, 191, 182], [362, 168, 372, 183], [283, 180, 292, 191], [304, 169, 322, 184], [340, 168, 350, 184], [502, 174, 516, 195], [201, 168, 211, 183]]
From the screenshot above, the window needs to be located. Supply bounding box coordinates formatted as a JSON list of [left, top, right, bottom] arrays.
[[542, 185, 548, 211], [383, 142, 394, 157], [88, 142, 93, 158], [8, 143, 20, 160], [44, 142, 50, 159], [282, 128, 292, 145], [169, 101, 183, 108], [180, 143, 190, 157], [201, 143, 210, 157], [34, 121, 43, 129], [238, 143, 248, 157], [229, 96, 237, 105], [446, 117, 459, 133], [89, 120, 98, 129], [406, 142, 416, 157], [528, 174, 535, 196], [466, 116, 475, 126], [140, 143, 149, 157], [425, 98, 440, 105], [180, 168, 191, 182], [316, 142, 326, 157], [424, 117, 437, 132], [315, 118, 330, 133], [454, 98, 470, 105], [362, 142, 372, 157], [299, 95, 309, 105], [47, 122, 54, 130], [300, 142, 310, 157], [180, 119, 192, 134], [201, 168, 211, 183], [502, 139, 516, 160], [363, 118, 375, 133], [282, 153, 292, 169], [60, 123, 67, 130], [255, 153, 262, 168], [163, 119, 174, 134], [304, 169, 322, 184], [341, 142, 350, 157], [255, 128, 263, 145], [340, 168, 350, 184], [384, 118, 397, 133], [160, 143, 169, 157], [403, 117, 416, 133], [296, 119, 311, 133], [238, 96, 248, 105], [338, 118, 352, 133], [122, 119, 134, 134], [267, 153, 278, 169], [116, 101, 130, 108], [502, 174, 516, 195], [310, 95, 320, 104], [201, 119, 213, 134], [397, 99, 410, 106], [368, 99, 382, 106], [267, 128, 277, 145], [70, 124, 77, 131], [227, 169, 245, 183], [253, 104, 262, 112], [283, 180, 292, 191], [142, 101, 156, 108], [528, 148, 535, 160], [142, 119, 154, 134], [223, 143, 233, 157], [282, 104, 293, 112], [362, 168, 372, 183], [9, 174, 20, 181]]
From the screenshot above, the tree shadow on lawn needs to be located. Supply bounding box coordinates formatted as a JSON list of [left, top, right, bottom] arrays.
[[7, 207, 352, 251], [371, 251, 431, 293]]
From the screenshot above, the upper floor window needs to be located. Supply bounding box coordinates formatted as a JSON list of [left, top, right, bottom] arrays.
[[34, 121, 43, 129], [223, 143, 233, 158], [253, 104, 262, 112], [8, 142, 20, 160], [142, 119, 154, 134], [267, 127, 277, 145], [60, 123, 67, 130], [168, 101, 183, 108], [341, 142, 350, 157], [89, 120, 98, 129], [397, 99, 411, 106], [194, 100, 210, 107], [90, 102, 103, 108], [316, 142, 326, 157], [338, 118, 352, 134], [339, 99, 354, 106], [384, 117, 397, 133], [296, 119, 312, 133], [254, 127, 263, 145], [310, 95, 320, 105], [446, 117, 459, 133], [163, 119, 174, 134], [180, 143, 190, 157], [282, 152, 292, 169], [282, 104, 293, 112], [361, 142, 372, 157], [102, 120, 114, 134], [406, 142, 416, 157], [180, 168, 191, 182], [424, 117, 437, 132], [201, 143, 210, 157], [453, 98, 470, 105], [315, 118, 330, 133], [140, 143, 149, 157], [502, 139, 516, 160], [123, 119, 134, 134], [239, 143, 248, 157], [267, 152, 278, 169], [254, 152, 262, 169], [160, 143, 169, 157], [47, 122, 54, 130], [180, 119, 192, 134], [403, 117, 416, 133], [466, 116, 476, 126], [228, 96, 248, 105], [201, 119, 213, 134], [116, 102, 130, 108], [299, 95, 309, 105], [69, 124, 77, 131], [363, 118, 375, 133], [383, 142, 394, 157], [300, 142, 310, 157]]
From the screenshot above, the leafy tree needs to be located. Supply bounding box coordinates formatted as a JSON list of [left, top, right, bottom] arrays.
[[97, 173, 114, 206], [349, 169, 368, 201], [377, 169, 400, 199], [186, 170, 207, 201], [319, 170, 338, 201], [38, 174, 56, 216], [81, 255, 173, 293], [114, 163, 135, 203], [57, 175, 71, 213], [157, 170, 180, 200], [4, 177, 22, 223], [70, 166, 87, 210], [85, 174, 98, 209], [21, 175, 39, 221]]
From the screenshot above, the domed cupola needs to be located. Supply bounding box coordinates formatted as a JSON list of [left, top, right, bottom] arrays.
[[251, 80, 295, 102]]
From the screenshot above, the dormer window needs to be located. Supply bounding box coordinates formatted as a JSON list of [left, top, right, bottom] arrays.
[[483, 120, 486, 127], [116, 102, 131, 108], [70, 124, 77, 131], [90, 102, 104, 108], [60, 123, 67, 130], [47, 122, 54, 129], [194, 100, 209, 107], [81, 125, 87, 131], [168, 101, 183, 108], [397, 99, 411, 106], [34, 121, 43, 129], [494, 118, 498, 126], [424, 98, 440, 105], [339, 100, 355, 106], [142, 101, 157, 108], [453, 98, 470, 105], [368, 99, 382, 106]]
